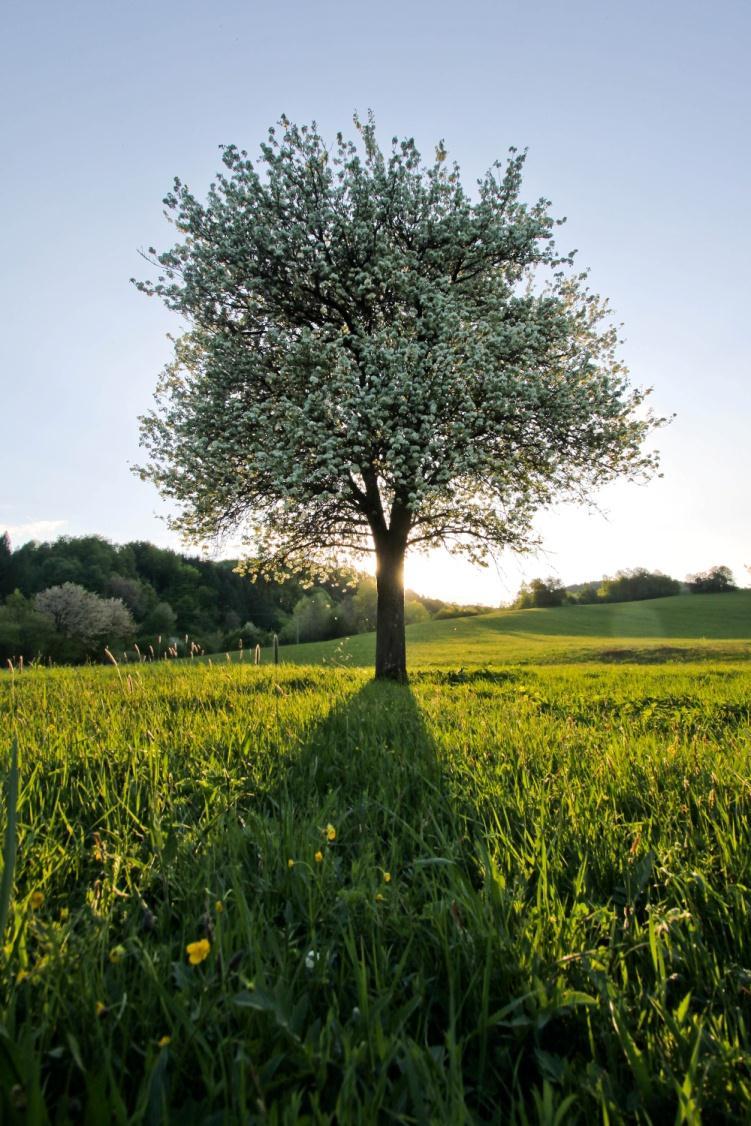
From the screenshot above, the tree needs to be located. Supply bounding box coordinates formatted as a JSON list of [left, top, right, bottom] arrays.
[[0, 532, 12, 599], [350, 576, 378, 633], [572, 582, 600, 605], [0, 589, 56, 663], [404, 596, 430, 625], [140, 600, 178, 638], [109, 573, 155, 618], [135, 115, 664, 681], [686, 565, 736, 594], [597, 568, 680, 603], [514, 576, 566, 609], [35, 583, 134, 657], [280, 590, 335, 644]]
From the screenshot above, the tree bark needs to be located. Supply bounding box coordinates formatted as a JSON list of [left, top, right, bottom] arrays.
[[374, 541, 407, 683]]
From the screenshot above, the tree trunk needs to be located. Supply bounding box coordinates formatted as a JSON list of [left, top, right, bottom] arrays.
[[374, 542, 407, 683]]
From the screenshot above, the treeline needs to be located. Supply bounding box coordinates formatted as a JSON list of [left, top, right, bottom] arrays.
[[514, 565, 739, 609], [0, 534, 488, 665]]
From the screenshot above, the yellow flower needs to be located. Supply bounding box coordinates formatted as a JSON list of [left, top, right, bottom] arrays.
[[383, 872, 391, 884], [30, 891, 44, 910], [95, 1000, 107, 1017], [108, 944, 127, 965], [375, 893, 385, 903], [314, 850, 323, 864], [16, 969, 29, 985], [59, 907, 70, 921], [214, 900, 224, 913], [325, 824, 336, 842], [287, 859, 295, 869], [158, 1035, 171, 1048], [186, 939, 211, 965]]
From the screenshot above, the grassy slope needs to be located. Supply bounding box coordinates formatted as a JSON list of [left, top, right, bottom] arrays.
[[274, 590, 751, 668]]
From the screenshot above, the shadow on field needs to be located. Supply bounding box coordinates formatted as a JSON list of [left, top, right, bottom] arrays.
[[261, 677, 459, 847], [252, 677, 531, 1119]]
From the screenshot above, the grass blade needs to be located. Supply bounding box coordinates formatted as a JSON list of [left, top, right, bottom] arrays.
[[0, 736, 19, 940]]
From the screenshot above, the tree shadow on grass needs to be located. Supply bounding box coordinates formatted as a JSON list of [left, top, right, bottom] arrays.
[[234, 670, 718, 1123], [261, 676, 459, 849], [236, 676, 591, 1122]]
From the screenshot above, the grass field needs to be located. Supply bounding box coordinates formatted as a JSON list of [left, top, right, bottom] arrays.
[[273, 591, 751, 668], [1, 595, 751, 1121]]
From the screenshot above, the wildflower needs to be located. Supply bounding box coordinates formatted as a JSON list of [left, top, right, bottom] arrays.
[[59, 907, 70, 921], [108, 944, 127, 965], [287, 859, 295, 869], [95, 1000, 107, 1017], [325, 823, 336, 842], [375, 893, 385, 903], [304, 949, 319, 970], [158, 1035, 171, 1048], [383, 872, 391, 884], [214, 900, 224, 913], [186, 939, 211, 965], [30, 891, 44, 910], [314, 850, 323, 864]]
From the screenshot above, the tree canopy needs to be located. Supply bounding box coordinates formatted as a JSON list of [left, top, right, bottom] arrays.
[[136, 114, 664, 679], [687, 566, 736, 594], [598, 568, 680, 603]]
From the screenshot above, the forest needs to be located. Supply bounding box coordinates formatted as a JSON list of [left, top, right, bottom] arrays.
[[0, 533, 487, 664]]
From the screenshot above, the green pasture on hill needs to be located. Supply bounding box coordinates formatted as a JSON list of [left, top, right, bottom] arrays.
[[270, 591, 751, 668], [1, 643, 751, 1121]]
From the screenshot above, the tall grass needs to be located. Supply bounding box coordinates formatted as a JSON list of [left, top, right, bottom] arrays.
[[0, 660, 750, 1121]]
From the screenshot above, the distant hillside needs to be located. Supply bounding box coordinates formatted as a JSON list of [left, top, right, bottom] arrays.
[[271, 592, 751, 667], [473, 592, 751, 640]]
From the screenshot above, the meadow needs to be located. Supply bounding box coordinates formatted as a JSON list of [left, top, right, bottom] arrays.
[[274, 592, 751, 668], [1, 595, 750, 1122]]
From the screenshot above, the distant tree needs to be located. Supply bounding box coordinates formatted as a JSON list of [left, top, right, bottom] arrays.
[[0, 532, 12, 599], [573, 582, 600, 604], [0, 589, 56, 663], [35, 583, 134, 656], [3, 589, 30, 621], [236, 621, 267, 648], [140, 600, 178, 638], [597, 568, 680, 603], [135, 114, 664, 681], [33, 536, 118, 595], [415, 594, 446, 617], [686, 565, 737, 594], [95, 599, 136, 646], [109, 574, 155, 618], [280, 590, 336, 644], [350, 577, 378, 633], [404, 597, 430, 625], [514, 576, 566, 608], [433, 603, 490, 619]]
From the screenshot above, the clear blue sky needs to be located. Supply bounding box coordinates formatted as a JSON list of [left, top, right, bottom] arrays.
[[1, 0, 749, 602]]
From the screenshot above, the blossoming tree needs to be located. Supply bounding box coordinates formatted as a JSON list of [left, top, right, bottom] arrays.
[[136, 114, 663, 682]]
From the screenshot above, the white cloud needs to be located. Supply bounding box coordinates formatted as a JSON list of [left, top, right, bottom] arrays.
[[2, 520, 68, 546]]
